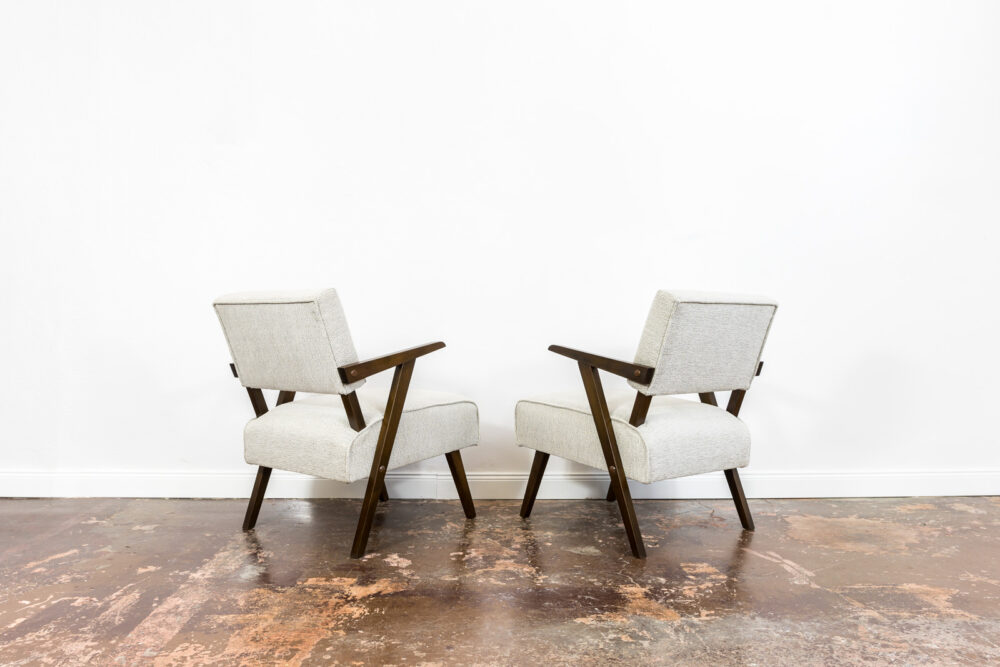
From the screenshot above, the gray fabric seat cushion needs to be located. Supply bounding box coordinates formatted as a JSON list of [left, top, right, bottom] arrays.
[[244, 388, 479, 483], [515, 391, 749, 484]]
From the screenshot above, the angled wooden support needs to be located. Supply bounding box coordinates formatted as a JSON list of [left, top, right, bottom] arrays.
[[243, 465, 272, 531], [606, 392, 651, 503], [340, 391, 388, 501], [520, 451, 550, 518], [340, 391, 366, 430], [339, 342, 445, 383], [724, 468, 754, 531], [531, 345, 649, 557], [230, 359, 297, 530], [578, 362, 646, 558], [350, 360, 415, 558], [446, 450, 476, 519], [339, 341, 452, 558], [548, 345, 655, 384], [700, 390, 755, 531]]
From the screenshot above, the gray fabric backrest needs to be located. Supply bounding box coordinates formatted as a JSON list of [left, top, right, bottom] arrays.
[[214, 289, 365, 394], [628, 290, 777, 396]]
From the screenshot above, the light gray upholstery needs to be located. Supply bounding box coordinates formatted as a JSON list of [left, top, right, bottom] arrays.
[[245, 388, 479, 483], [214, 289, 364, 394], [628, 290, 777, 396], [515, 391, 749, 484]]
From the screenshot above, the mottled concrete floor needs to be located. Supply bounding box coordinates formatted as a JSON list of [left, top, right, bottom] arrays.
[[1, 497, 998, 665]]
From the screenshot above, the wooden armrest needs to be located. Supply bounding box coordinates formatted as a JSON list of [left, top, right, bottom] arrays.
[[548, 345, 654, 384], [338, 341, 445, 382]]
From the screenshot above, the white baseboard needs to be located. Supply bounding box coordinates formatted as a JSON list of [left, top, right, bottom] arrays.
[[1, 468, 997, 499]]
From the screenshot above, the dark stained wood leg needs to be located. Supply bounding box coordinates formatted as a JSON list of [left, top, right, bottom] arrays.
[[351, 469, 392, 559], [445, 450, 476, 519], [245, 387, 268, 418], [579, 363, 646, 558], [242, 466, 272, 531], [726, 389, 746, 416], [351, 361, 415, 559], [519, 451, 549, 518], [606, 483, 615, 502], [240, 388, 274, 530], [379, 484, 389, 502], [702, 391, 754, 530], [341, 391, 366, 431], [724, 468, 755, 531], [628, 392, 652, 426]]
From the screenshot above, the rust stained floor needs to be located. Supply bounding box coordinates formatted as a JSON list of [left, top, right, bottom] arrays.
[[1, 497, 998, 665]]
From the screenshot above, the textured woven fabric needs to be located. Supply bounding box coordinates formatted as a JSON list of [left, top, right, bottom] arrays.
[[515, 391, 750, 484], [244, 388, 479, 483], [628, 290, 777, 395], [214, 289, 364, 394]]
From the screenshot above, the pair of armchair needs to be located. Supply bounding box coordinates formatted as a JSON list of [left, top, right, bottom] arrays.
[[214, 289, 777, 559]]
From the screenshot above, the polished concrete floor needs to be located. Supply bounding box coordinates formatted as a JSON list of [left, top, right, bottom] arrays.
[[1, 496, 998, 665]]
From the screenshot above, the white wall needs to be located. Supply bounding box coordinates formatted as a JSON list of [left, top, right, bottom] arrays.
[[2, 0, 998, 499]]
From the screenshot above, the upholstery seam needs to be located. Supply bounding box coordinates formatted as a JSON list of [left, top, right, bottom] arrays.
[[514, 399, 639, 433], [646, 292, 678, 394], [315, 292, 348, 392], [213, 305, 242, 385], [272, 398, 480, 436], [750, 304, 778, 387], [213, 293, 322, 306]]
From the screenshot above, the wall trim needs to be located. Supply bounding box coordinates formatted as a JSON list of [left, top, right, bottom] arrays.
[[1, 468, 997, 499]]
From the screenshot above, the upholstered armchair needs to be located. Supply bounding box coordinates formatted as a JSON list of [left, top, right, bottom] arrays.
[[214, 289, 477, 558], [515, 290, 777, 558]]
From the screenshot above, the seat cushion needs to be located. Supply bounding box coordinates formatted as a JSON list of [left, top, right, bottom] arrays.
[[515, 391, 749, 484], [244, 388, 478, 483]]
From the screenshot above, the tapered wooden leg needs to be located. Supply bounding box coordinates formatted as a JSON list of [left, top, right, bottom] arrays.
[[379, 483, 389, 502], [520, 451, 549, 518], [239, 389, 290, 532], [243, 466, 272, 531], [351, 361, 415, 559], [579, 363, 646, 558], [608, 465, 644, 558], [607, 393, 648, 504], [445, 450, 476, 519], [352, 469, 390, 558], [724, 468, 754, 531]]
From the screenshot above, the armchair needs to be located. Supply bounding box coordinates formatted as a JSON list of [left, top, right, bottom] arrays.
[[214, 289, 477, 558], [515, 290, 777, 558]]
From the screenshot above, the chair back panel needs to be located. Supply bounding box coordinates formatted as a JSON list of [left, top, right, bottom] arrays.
[[214, 289, 364, 394], [628, 290, 777, 395]]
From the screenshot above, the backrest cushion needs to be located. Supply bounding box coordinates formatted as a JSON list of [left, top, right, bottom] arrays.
[[628, 290, 777, 395], [214, 289, 364, 394]]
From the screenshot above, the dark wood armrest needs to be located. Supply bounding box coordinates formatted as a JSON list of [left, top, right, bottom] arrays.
[[548, 345, 654, 385], [339, 341, 445, 382]]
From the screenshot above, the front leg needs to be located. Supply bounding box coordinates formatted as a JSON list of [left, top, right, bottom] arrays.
[[578, 363, 646, 559], [350, 361, 415, 558]]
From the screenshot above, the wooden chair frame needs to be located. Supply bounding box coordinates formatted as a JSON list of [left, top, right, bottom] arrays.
[[519, 345, 760, 558], [231, 341, 476, 559]]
